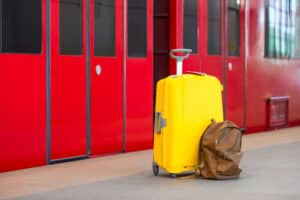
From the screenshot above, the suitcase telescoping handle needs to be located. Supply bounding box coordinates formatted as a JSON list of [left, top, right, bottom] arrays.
[[170, 49, 192, 76]]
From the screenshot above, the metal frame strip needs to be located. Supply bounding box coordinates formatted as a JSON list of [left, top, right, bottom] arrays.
[[123, 0, 127, 152], [86, 0, 91, 155], [244, 0, 248, 131], [223, 0, 227, 120], [49, 155, 89, 164], [46, 0, 51, 164]]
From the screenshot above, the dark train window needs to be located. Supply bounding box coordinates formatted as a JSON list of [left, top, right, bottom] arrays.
[[183, 0, 198, 53], [60, 0, 82, 55], [207, 0, 221, 55], [128, 0, 147, 57], [94, 0, 115, 56], [228, 0, 240, 56], [0, 0, 41, 54]]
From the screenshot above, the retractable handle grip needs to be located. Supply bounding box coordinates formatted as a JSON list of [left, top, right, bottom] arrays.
[[170, 49, 192, 60], [169, 49, 192, 76]]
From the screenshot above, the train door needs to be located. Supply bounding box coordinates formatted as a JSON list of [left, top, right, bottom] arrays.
[[0, 0, 47, 171], [224, 0, 245, 129], [90, 0, 124, 155], [50, 0, 87, 161], [126, 0, 153, 151], [185, 0, 245, 128], [199, 0, 245, 128], [90, 0, 153, 154]]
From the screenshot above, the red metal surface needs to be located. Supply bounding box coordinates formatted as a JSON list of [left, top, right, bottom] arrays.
[[126, 0, 153, 151], [0, 0, 47, 172], [182, 0, 202, 73], [2, 0, 300, 173], [246, 0, 300, 132], [90, 0, 123, 155], [225, 0, 246, 128], [169, 0, 184, 74], [50, 0, 87, 160], [199, 0, 225, 81], [170, 0, 246, 128], [170, 0, 225, 78]]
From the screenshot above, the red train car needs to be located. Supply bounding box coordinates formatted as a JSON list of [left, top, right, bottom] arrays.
[[1, 0, 300, 172]]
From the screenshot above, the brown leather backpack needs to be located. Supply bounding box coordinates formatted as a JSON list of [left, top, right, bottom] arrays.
[[196, 120, 243, 179]]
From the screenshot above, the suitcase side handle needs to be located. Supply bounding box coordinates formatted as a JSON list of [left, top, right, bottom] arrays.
[[154, 112, 167, 134]]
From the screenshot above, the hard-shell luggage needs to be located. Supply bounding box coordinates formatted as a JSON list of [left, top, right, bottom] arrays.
[[152, 49, 224, 176]]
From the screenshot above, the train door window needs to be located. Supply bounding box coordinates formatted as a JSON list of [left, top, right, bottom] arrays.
[[265, 0, 293, 58], [291, 0, 300, 58], [183, 0, 198, 53], [60, 0, 82, 55], [128, 0, 147, 57], [207, 0, 221, 55], [94, 0, 115, 56], [228, 0, 240, 56], [0, 0, 41, 53]]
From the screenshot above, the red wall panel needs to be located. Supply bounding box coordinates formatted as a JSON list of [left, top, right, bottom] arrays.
[[90, 0, 124, 156], [246, 0, 300, 132], [0, 0, 47, 172], [169, 0, 246, 128], [169, 0, 184, 74], [126, 0, 154, 152], [50, 0, 87, 160], [2, 0, 300, 173]]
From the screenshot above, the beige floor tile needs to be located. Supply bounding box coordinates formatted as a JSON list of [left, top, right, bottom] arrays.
[[0, 127, 300, 199]]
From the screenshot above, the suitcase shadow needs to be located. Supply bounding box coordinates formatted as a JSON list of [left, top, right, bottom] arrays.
[[158, 171, 197, 179]]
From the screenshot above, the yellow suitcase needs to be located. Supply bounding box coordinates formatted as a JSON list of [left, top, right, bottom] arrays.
[[152, 49, 223, 176]]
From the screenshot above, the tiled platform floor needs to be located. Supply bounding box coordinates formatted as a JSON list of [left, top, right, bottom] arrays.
[[1, 127, 300, 200]]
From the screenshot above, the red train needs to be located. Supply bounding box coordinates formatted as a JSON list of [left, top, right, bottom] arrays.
[[0, 0, 300, 172]]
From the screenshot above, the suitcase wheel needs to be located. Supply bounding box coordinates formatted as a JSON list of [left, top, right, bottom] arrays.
[[152, 163, 159, 176], [170, 174, 177, 178]]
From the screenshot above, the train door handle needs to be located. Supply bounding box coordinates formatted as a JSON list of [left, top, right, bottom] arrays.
[[228, 63, 233, 71], [96, 65, 102, 76]]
